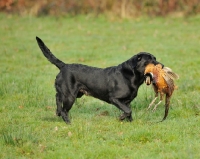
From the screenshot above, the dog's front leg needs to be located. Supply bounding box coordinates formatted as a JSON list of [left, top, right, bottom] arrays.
[[110, 98, 132, 122], [120, 103, 133, 121]]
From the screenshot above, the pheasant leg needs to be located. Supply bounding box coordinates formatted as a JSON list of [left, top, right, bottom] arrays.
[[152, 100, 162, 112], [147, 97, 158, 110]]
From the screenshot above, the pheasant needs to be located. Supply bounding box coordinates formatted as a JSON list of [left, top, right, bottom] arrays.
[[144, 63, 179, 121]]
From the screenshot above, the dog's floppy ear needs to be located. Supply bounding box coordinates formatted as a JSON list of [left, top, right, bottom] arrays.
[[131, 54, 142, 68]]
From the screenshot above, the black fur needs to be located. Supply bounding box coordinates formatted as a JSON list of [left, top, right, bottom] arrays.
[[36, 36, 160, 124]]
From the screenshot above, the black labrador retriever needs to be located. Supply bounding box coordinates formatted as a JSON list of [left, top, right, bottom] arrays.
[[36, 37, 161, 124]]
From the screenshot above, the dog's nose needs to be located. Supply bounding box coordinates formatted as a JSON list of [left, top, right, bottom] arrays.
[[153, 61, 164, 68], [159, 62, 164, 68]]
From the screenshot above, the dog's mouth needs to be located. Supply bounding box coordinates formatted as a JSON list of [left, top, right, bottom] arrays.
[[154, 61, 164, 68]]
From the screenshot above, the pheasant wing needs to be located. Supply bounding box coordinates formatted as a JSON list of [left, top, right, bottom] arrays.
[[162, 72, 175, 95], [163, 67, 179, 80]]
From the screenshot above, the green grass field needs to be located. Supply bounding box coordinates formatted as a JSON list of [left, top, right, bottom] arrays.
[[0, 14, 200, 159]]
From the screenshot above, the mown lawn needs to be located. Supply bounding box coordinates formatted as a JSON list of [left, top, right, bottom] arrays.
[[0, 14, 200, 159]]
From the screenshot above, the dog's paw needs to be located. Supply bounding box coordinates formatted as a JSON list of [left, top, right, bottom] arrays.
[[119, 113, 126, 121], [126, 115, 133, 122], [56, 110, 61, 116], [119, 113, 133, 122], [62, 115, 71, 124]]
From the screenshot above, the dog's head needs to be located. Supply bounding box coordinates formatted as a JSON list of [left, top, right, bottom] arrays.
[[130, 52, 162, 74]]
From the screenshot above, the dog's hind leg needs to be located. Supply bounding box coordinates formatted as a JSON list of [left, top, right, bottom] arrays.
[[55, 74, 63, 117], [61, 95, 75, 124], [56, 92, 62, 116]]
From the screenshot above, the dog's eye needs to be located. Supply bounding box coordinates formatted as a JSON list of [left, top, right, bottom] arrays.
[[137, 56, 141, 61]]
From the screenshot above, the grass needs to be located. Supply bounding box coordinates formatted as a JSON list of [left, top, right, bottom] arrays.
[[0, 13, 200, 158]]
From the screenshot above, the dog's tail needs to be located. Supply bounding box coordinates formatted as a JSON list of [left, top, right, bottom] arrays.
[[36, 36, 65, 69]]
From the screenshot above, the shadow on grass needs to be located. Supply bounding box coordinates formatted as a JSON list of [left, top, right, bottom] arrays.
[[41, 116, 63, 122]]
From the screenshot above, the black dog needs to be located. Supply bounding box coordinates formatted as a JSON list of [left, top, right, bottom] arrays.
[[36, 37, 160, 124]]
